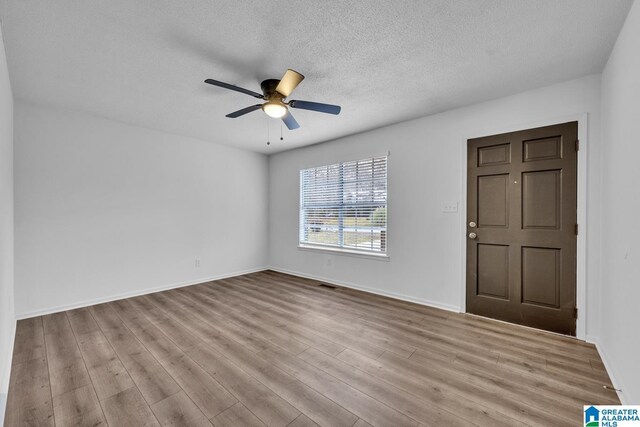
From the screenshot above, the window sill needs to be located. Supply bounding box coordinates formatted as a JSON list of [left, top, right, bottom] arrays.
[[297, 244, 390, 261]]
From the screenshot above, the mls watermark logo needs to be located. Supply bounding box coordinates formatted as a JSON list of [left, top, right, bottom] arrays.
[[584, 406, 640, 426], [585, 406, 600, 426]]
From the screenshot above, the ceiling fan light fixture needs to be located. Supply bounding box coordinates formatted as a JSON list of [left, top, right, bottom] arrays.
[[204, 70, 341, 131], [262, 101, 288, 118]]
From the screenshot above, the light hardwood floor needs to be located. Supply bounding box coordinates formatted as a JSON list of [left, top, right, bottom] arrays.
[[5, 270, 619, 426]]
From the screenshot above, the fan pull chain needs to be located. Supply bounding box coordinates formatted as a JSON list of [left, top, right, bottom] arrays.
[[266, 119, 271, 146], [280, 122, 284, 141]]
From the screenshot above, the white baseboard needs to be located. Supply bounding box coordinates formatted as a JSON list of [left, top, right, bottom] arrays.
[[1, 318, 16, 426], [585, 334, 599, 345], [16, 267, 268, 320], [0, 392, 6, 427], [1, 320, 16, 393], [589, 337, 627, 404], [268, 266, 462, 313]]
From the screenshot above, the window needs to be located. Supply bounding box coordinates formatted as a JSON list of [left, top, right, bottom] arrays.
[[299, 156, 387, 254]]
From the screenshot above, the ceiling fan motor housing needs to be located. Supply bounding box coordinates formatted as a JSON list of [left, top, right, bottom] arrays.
[[261, 79, 284, 100]]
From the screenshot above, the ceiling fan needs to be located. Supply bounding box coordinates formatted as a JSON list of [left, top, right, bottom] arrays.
[[204, 69, 341, 130]]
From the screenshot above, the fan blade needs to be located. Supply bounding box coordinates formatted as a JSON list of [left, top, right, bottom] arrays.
[[226, 104, 263, 118], [275, 69, 305, 97], [205, 79, 264, 99], [282, 111, 300, 130], [289, 100, 341, 115]]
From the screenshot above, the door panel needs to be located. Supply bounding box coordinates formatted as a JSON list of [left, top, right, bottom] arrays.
[[521, 246, 561, 308], [477, 244, 510, 299], [478, 143, 511, 166], [466, 122, 577, 335], [522, 170, 561, 229], [477, 174, 509, 227], [523, 136, 562, 162]]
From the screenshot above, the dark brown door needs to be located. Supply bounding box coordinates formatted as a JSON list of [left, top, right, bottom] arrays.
[[466, 122, 578, 335]]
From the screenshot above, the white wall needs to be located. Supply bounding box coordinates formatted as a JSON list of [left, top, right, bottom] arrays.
[[600, 0, 640, 405], [269, 74, 603, 337], [0, 22, 15, 425], [14, 102, 269, 317]]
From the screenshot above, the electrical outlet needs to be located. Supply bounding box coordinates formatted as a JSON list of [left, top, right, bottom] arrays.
[[442, 201, 458, 213], [195, 258, 201, 267]]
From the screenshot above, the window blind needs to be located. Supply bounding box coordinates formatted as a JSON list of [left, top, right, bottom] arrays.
[[300, 156, 387, 253]]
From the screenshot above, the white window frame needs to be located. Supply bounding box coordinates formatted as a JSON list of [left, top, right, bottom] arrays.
[[298, 155, 388, 258]]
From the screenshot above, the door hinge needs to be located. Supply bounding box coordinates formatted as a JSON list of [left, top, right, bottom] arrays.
[[575, 139, 580, 151], [575, 224, 579, 235], [574, 307, 578, 318]]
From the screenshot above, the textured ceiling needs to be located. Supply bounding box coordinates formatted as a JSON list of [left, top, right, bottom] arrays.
[[0, 0, 633, 154]]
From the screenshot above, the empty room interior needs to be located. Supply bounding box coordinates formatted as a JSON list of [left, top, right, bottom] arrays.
[[1, 0, 640, 426]]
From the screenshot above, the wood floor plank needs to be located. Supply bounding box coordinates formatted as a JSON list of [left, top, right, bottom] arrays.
[[358, 312, 613, 401], [42, 313, 93, 397], [151, 390, 213, 427], [287, 414, 320, 427], [181, 287, 311, 355], [327, 348, 523, 427], [264, 270, 583, 361], [109, 299, 185, 361], [10, 317, 46, 365], [202, 285, 346, 356], [192, 282, 380, 357], [161, 288, 365, 427], [52, 383, 106, 426], [414, 348, 617, 406], [258, 345, 419, 427], [108, 299, 238, 418], [218, 279, 387, 358], [338, 348, 568, 426], [168, 296, 359, 427], [101, 386, 160, 426], [297, 347, 470, 426], [4, 346, 54, 427], [496, 351, 617, 399], [314, 284, 593, 371], [66, 307, 101, 336], [381, 349, 580, 423], [129, 296, 202, 349], [89, 303, 182, 405], [166, 290, 274, 353], [72, 329, 136, 400], [268, 281, 536, 365], [42, 311, 73, 335], [160, 354, 238, 419], [210, 282, 385, 360], [248, 273, 426, 328], [444, 313, 600, 358], [251, 272, 594, 373], [303, 311, 416, 358], [212, 402, 266, 427], [186, 343, 301, 427], [5, 271, 619, 427], [293, 283, 604, 390], [590, 358, 607, 372]]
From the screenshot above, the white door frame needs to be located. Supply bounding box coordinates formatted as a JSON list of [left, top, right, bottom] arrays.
[[459, 113, 589, 340]]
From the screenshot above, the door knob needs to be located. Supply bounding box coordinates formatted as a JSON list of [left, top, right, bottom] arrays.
[[468, 232, 477, 239]]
